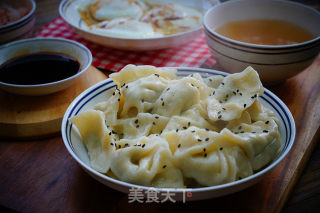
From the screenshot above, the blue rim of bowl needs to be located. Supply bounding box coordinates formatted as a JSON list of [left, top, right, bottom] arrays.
[[0, 0, 36, 30], [61, 67, 295, 193], [59, 0, 203, 41], [0, 37, 92, 88], [203, 0, 320, 51]]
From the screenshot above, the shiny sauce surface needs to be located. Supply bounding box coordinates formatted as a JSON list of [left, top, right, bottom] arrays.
[[0, 52, 80, 85], [215, 19, 315, 45]]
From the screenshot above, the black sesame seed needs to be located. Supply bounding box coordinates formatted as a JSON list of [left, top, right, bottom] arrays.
[[142, 144, 145, 148], [112, 130, 117, 134], [263, 130, 269, 133], [188, 122, 191, 126], [135, 119, 139, 124], [152, 122, 156, 125], [160, 130, 163, 134], [136, 125, 139, 128], [178, 144, 181, 148], [218, 115, 222, 119], [244, 104, 246, 108], [160, 98, 163, 101], [141, 99, 144, 103], [191, 83, 195, 87], [222, 108, 226, 110], [155, 74, 160, 77], [155, 116, 159, 119], [238, 126, 242, 130], [197, 139, 202, 142], [226, 94, 229, 98], [236, 89, 239, 92], [118, 98, 120, 102], [118, 145, 121, 149], [239, 177, 242, 180], [224, 99, 227, 102], [233, 91, 236, 95], [218, 111, 221, 114], [203, 148, 206, 152], [252, 131, 256, 133], [110, 143, 113, 146], [162, 165, 167, 168], [240, 93, 242, 96], [176, 129, 179, 132], [213, 91, 215, 95], [209, 79, 212, 82], [204, 153, 207, 157], [192, 130, 196, 133], [162, 102, 164, 106], [125, 85, 128, 89], [235, 132, 239, 134], [219, 100, 222, 104], [265, 121, 269, 124], [183, 126, 187, 129], [219, 147, 223, 151], [166, 88, 170, 91], [221, 82, 225, 85], [112, 92, 115, 96], [108, 132, 112, 136], [205, 128, 209, 131], [205, 138, 209, 141], [124, 143, 128, 147], [240, 131, 244, 133]]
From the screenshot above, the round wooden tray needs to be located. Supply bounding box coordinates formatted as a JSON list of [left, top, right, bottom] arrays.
[[0, 66, 107, 140]]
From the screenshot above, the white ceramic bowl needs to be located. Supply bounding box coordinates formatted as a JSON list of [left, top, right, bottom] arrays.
[[61, 67, 295, 201], [59, 0, 203, 51], [0, 38, 92, 96], [0, 0, 36, 44], [203, 0, 320, 84]]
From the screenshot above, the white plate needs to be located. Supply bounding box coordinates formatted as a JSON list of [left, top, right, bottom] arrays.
[[61, 67, 295, 201], [59, 0, 204, 51]]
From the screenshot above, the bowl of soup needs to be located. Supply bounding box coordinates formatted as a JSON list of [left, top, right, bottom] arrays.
[[203, 0, 320, 84], [0, 38, 92, 95]]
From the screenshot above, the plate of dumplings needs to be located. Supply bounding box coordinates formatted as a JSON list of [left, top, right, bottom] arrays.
[[61, 65, 295, 201]]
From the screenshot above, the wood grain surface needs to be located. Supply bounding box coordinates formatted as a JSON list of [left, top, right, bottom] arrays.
[[0, 0, 320, 212], [0, 67, 106, 139]]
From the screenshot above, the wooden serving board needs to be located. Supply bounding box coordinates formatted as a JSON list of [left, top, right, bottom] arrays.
[[0, 66, 106, 139]]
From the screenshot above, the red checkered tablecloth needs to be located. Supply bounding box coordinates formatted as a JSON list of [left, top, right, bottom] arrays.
[[36, 17, 215, 71]]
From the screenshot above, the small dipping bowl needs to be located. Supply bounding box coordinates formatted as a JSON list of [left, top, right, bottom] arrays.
[[0, 38, 92, 96], [0, 0, 36, 44], [203, 0, 320, 84]]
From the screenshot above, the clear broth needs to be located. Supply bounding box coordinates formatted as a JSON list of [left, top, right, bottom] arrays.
[[215, 19, 315, 45]]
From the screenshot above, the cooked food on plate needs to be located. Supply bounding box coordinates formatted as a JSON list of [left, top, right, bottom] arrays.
[[0, 0, 29, 26], [77, 0, 202, 38], [70, 65, 282, 188]]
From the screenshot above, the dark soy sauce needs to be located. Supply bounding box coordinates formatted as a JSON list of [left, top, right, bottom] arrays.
[[0, 52, 80, 85]]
